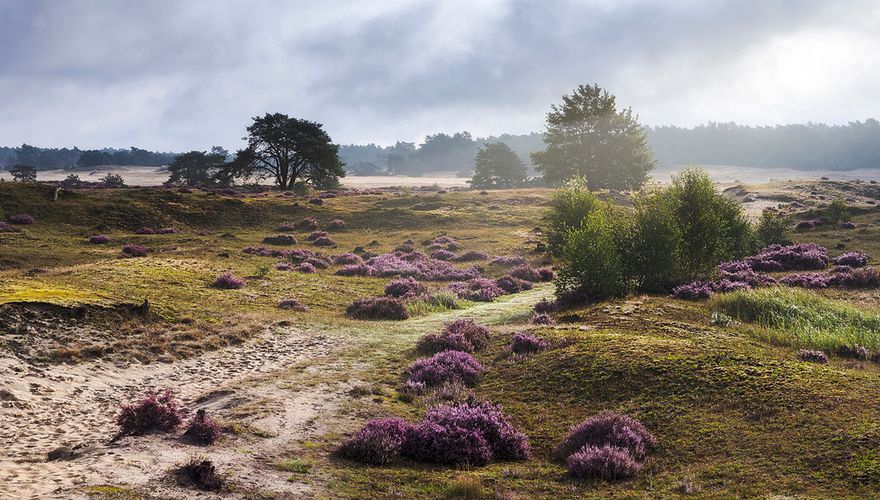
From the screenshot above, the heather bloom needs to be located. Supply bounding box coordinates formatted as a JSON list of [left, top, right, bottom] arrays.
[[672, 281, 714, 300], [796, 349, 828, 364], [307, 231, 329, 241], [416, 401, 530, 462], [346, 296, 409, 320], [313, 236, 337, 247], [121, 243, 149, 257], [328, 219, 346, 231], [156, 227, 178, 234], [509, 265, 546, 282], [779, 272, 831, 289], [444, 319, 491, 351], [454, 250, 490, 262], [554, 412, 657, 461], [495, 275, 533, 294], [335, 417, 414, 465], [829, 267, 880, 289], [510, 332, 549, 354], [533, 298, 558, 314], [384, 277, 427, 298], [262, 234, 296, 245], [305, 257, 330, 269], [336, 253, 480, 281], [529, 313, 555, 325], [212, 271, 245, 289], [183, 409, 222, 445], [8, 214, 34, 225], [838, 344, 870, 361], [135, 227, 156, 235], [536, 267, 556, 281], [116, 389, 183, 437], [431, 249, 456, 261], [89, 234, 110, 244], [750, 243, 829, 271], [297, 217, 319, 230], [405, 351, 485, 389], [333, 253, 363, 265], [336, 263, 377, 277], [0, 222, 16, 232], [490, 255, 526, 267], [567, 445, 643, 481], [449, 278, 505, 302], [404, 420, 493, 466], [418, 319, 491, 354], [833, 251, 869, 268], [277, 298, 309, 311], [295, 262, 317, 273], [276, 222, 297, 232], [428, 235, 463, 251]]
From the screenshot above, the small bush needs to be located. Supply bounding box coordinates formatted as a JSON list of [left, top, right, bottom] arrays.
[[567, 445, 643, 481], [510, 332, 549, 354], [554, 411, 656, 461], [779, 272, 831, 289], [824, 198, 851, 224], [545, 176, 599, 255], [262, 234, 296, 245], [416, 318, 491, 355], [448, 278, 505, 302], [335, 417, 414, 465], [557, 204, 625, 300], [297, 217, 319, 230], [431, 249, 457, 261], [121, 244, 149, 257], [796, 349, 828, 364], [100, 172, 126, 188], [212, 271, 245, 289], [495, 275, 533, 294], [313, 236, 337, 247], [671, 281, 714, 300], [385, 277, 428, 298], [834, 251, 870, 268], [533, 298, 558, 314], [7, 213, 34, 225], [89, 235, 110, 244], [116, 389, 182, 437], [307, 230, 329, 241], [174, 457, 224, 491], [830, 267, 880, 289], [405, 351, 485, 389], [445, 319, 491, 350], [490, 255, 526, 267], [346, 296, 409, 320], [276, 222, 297, 232], [529, 313, 555, 325], [404, 420, 492, 466], [295, 262, 317, 273], [183, 409, 222, 445], [838, 344, 870, 361], [416, 401, 530, 461], [454, 250, 490, 262], [135, 227, 156, 235], [277, 298, 309, 311], [756, 210, 792, 246], [328, 219, 346, 231], [334, 253, 363, 265]]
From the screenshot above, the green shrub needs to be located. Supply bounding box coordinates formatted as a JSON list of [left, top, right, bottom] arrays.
[[756, 210, 792, 247], [544, 176, 599, 256], [621, 189, 683, 292], [824, 198, 851, 224], [557, 203, 626, 300]]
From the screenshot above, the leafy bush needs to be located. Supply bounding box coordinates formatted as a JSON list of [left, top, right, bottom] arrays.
[[567, 445, 643, 480], [121, 243, 149, 257], [183, 409, 222, 445], [545, 176, 599, 255], [622, 190, 683, 292], [824, 198, 851, 224], [405, 351, 485, 389], [335, 417, 414, 465], [100, 172, 126, 188], [7, 213, 34, 225], [89, 235, 110, 244], [510, 332, 549, 354], [212, 271, 245, 289], [756, 210, 792, 247], [346, 296, 409, 320], [262, 234, 296, 245], [557, 204, 626, 301], [116, 389, 182, 437], [834, 251, 869, 268], [385, 277, 427, 298], [554, 411, 656, 461], [796, 349, 828, 364]]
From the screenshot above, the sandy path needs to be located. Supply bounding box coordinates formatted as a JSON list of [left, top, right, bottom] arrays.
[[0, 325, 342, 499]]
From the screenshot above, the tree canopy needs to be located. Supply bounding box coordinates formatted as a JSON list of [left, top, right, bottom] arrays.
[[227, 113, 345, 190], [167, 147, 229, 187], [9, 164, 37, 182], [471, 142, 527, 189], [531, 84, 655, 190]]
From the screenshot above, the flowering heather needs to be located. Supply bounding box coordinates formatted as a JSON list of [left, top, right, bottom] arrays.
[[509, 265, 543, 282], [307, 231, 329, 241], [529, 312, 556, 325], [297, 217, 319, 230], [318, 191, 339, 199], [295, 262, 317, 273], [417, 319, 490, 355], [183, 409, 222, 445], [533, 298, 558, 314], [116, 389, 183, 437], [313, 236, 337, 247], [416, 401, 530, 462], [672, 281, 714, 300], [714, 279, 752, 293], [428, 235, 463, 251], [567, 445, 643, 481], [830, 267, 880, 289], [404, 420, 493, 466], [431, 249, 456, 261], [394, 243, 416, 253], [0, 222, 15, 232], [307, 257, 331, 269], [336, 263, 377, 277], [156, 227, 178, 234], [346, 296, 409, 320], [337, 253, 479, 281], [445, 319, 491, 351], [779, 272, 831, 289], [537, 267, 556, 281], [510, 332, 549, 354], [834, 251, 870, 268], [752, 243, 829, 271], [121, 243, 149, 257], [336, 417, 414, 465], [328, 219, 346, 231], [7, 213, 34, 225], [212, 271, 246, 289], [334, 253, 363, 265], [495, 275, 533, 294], [135, 227, 156, 235], [274, 262, 293, 271], [838, 344, 870, 361], [448, 278, 505, 302], [277, 298, 309, 311], [405, 350, 485, 388], [797, 349, 829, 364], [384, 277, 427, 298], [308, 197, 323, 205], [276, 222, 297, 232], [555, 412, 656, 461], [88, 234, 110, 244], [490, 255, 527, 267], [454, 250, 490, 262], [262, 234, 296, 245]]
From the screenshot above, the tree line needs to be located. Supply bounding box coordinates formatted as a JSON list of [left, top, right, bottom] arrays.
[[0, 145, 177, 170]]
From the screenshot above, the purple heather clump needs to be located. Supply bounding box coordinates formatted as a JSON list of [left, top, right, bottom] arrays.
[[490, 255, 527, 267], [714, 279, 752, 293], [0, 221, 16, 232], [7, 213, 34, 225], [554, 411, 657, 462], [305, 257, 330, 269], [416, 319, 490, 355], [135, 227, 156, 235], [448, 278, 505, 302], [510, 332, 549, 354], [297, 217, 319, 230], [404, 420, 492, 466], [830, 265, 853, 274], [277, 298, 309, 311], [752, 243, 829, 271], [385, 277, 428, 298], [797, 349, 829, 364], [672, 281, 714, 300], [838, 344, 870, 361], [156, 227, 178, 234], [262, 234, 296, 245], [509, 265, 543, 282], [431, 249, 456, 261], [533, 298, 558, 314], [276, 222, 297, 232], [336, 417, 414, 465], [830, 267, 880, 289], [779, 272, 831, 289], [334, 253, 363, 265], [537, 267, 556, 281], [834, 251, 870, 268], [428, 235, 463, 251], [328, 219, 345, 231], [346, 296, 409, 320], [336, 263, 377, 276], [274, 262, 293, 271], [307, 230, 329, 241], [116, 389, 183, 437], [313, 236, 337, 247], [529, 312, 555, 325], [89, 234, 110, 244], [212, 271, 246, 289], [404, 351, 485, 389], [748, 257, 785, 272], [495, 275, 533, 294], [295, 262, 317, 273], [445, 319, 491, 350], [340, 253, 480, 281], [121, 243, 149, 257], [318, 191, 338, 199], [183, 409, 222, 445], [454, 250, 490, 262], [567, 445, 643, 481]]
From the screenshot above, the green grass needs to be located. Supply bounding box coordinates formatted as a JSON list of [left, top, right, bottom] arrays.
[[274, 458, 312, 474], [715, 287, 880, 350]]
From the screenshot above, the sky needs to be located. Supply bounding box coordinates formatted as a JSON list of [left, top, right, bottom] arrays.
[[1, 0, 879, 151]]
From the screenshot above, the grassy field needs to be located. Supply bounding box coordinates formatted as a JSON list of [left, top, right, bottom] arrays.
[[2, 180, 880, 498]]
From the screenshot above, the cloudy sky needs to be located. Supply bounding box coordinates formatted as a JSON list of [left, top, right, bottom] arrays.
[[1, 0, 878, 151]]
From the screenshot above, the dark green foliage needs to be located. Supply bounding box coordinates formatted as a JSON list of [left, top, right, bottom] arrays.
[[470, 142, 527, 189], [544, 176, 599, 255], [168, 148, 228, 187], [9, 165, 36, 182], [531, 84, 655, 189], [99, 172, 126, 188], [824, 199, 851, 224], [557, 203, 626, 300], [756, 210, 792, 247], [621, 190, 683, 292]]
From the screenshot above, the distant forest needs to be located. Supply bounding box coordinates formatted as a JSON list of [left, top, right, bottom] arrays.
[[2, 120, 878, 174]]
